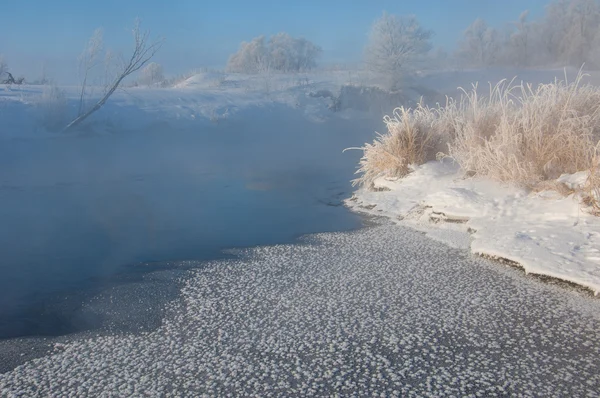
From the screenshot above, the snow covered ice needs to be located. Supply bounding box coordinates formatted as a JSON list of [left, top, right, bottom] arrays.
[[1, 224, 599, 397]]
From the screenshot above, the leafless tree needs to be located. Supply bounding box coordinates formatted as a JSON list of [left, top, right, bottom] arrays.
[[455, 0, 600, 69], [365, 13, 433, 90], [510, 10, 532, 66], [64, 19, 163, 132], [457, 18, 499, 67], [2, 72, 24, 85]]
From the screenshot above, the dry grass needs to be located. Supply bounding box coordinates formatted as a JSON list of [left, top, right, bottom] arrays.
[[352, 71, 600, 208], [349, 103, 450, 187], [448, 74, 600, 186]]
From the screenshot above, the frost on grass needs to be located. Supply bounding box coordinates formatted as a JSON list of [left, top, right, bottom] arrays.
[[353, 72, 600, 198], [1, 225, 600, 397], [350, 104, 449, 187]]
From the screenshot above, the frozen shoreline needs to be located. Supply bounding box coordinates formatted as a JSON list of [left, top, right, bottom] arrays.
[[346, 159, 600, 295]]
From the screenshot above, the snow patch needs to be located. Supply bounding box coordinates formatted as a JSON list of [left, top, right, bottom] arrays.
[[348, 160, 600, 294]]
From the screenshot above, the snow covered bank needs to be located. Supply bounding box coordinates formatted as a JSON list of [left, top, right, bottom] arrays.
[[347, 160, 600, 295]]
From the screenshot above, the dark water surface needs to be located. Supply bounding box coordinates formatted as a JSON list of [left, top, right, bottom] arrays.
[[0, 107, 379, 340]]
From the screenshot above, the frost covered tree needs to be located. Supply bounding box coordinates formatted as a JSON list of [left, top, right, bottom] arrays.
[[536, 1, 570, 64], [64, 19, 163, 132], [226, 36, 269, 73], [364, 13, 433, 90], [226, 33, 321, 73], [539, 0, 600, 67], [291, 37, 322, 71], [455, 0, 600, 68], [140, 62, 164, 85], [522, 0, 600, 67], [509, 11, 532, 66], [558, 0, 600, 66], [268, 33, 321, 72], [456, 18, 499, 67]]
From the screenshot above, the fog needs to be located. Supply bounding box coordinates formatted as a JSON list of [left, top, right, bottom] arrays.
[[0, 99, 381, 337], [1, 0, 599, 343], [0, 0, 579, 84]]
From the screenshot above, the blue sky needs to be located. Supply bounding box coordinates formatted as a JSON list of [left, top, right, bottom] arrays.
[[0, 0, 550, 83]]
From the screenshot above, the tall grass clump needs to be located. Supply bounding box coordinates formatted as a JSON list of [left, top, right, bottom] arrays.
[[448, 73, 600, 186], [353, 71, 600, 206], [350, 103, 452, 187]]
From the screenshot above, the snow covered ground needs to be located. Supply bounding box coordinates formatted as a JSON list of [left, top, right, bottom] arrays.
[[348, 159, 600, 295], [1, 67, 589, 138], [1, 224, 599, 396], [0, 70, 370, 138]]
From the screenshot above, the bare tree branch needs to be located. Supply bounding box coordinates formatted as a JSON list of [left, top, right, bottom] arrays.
[[64, 19, 164, 132]]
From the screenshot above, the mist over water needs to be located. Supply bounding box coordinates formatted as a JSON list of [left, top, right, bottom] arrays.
[[0, 105, 379, 338]]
